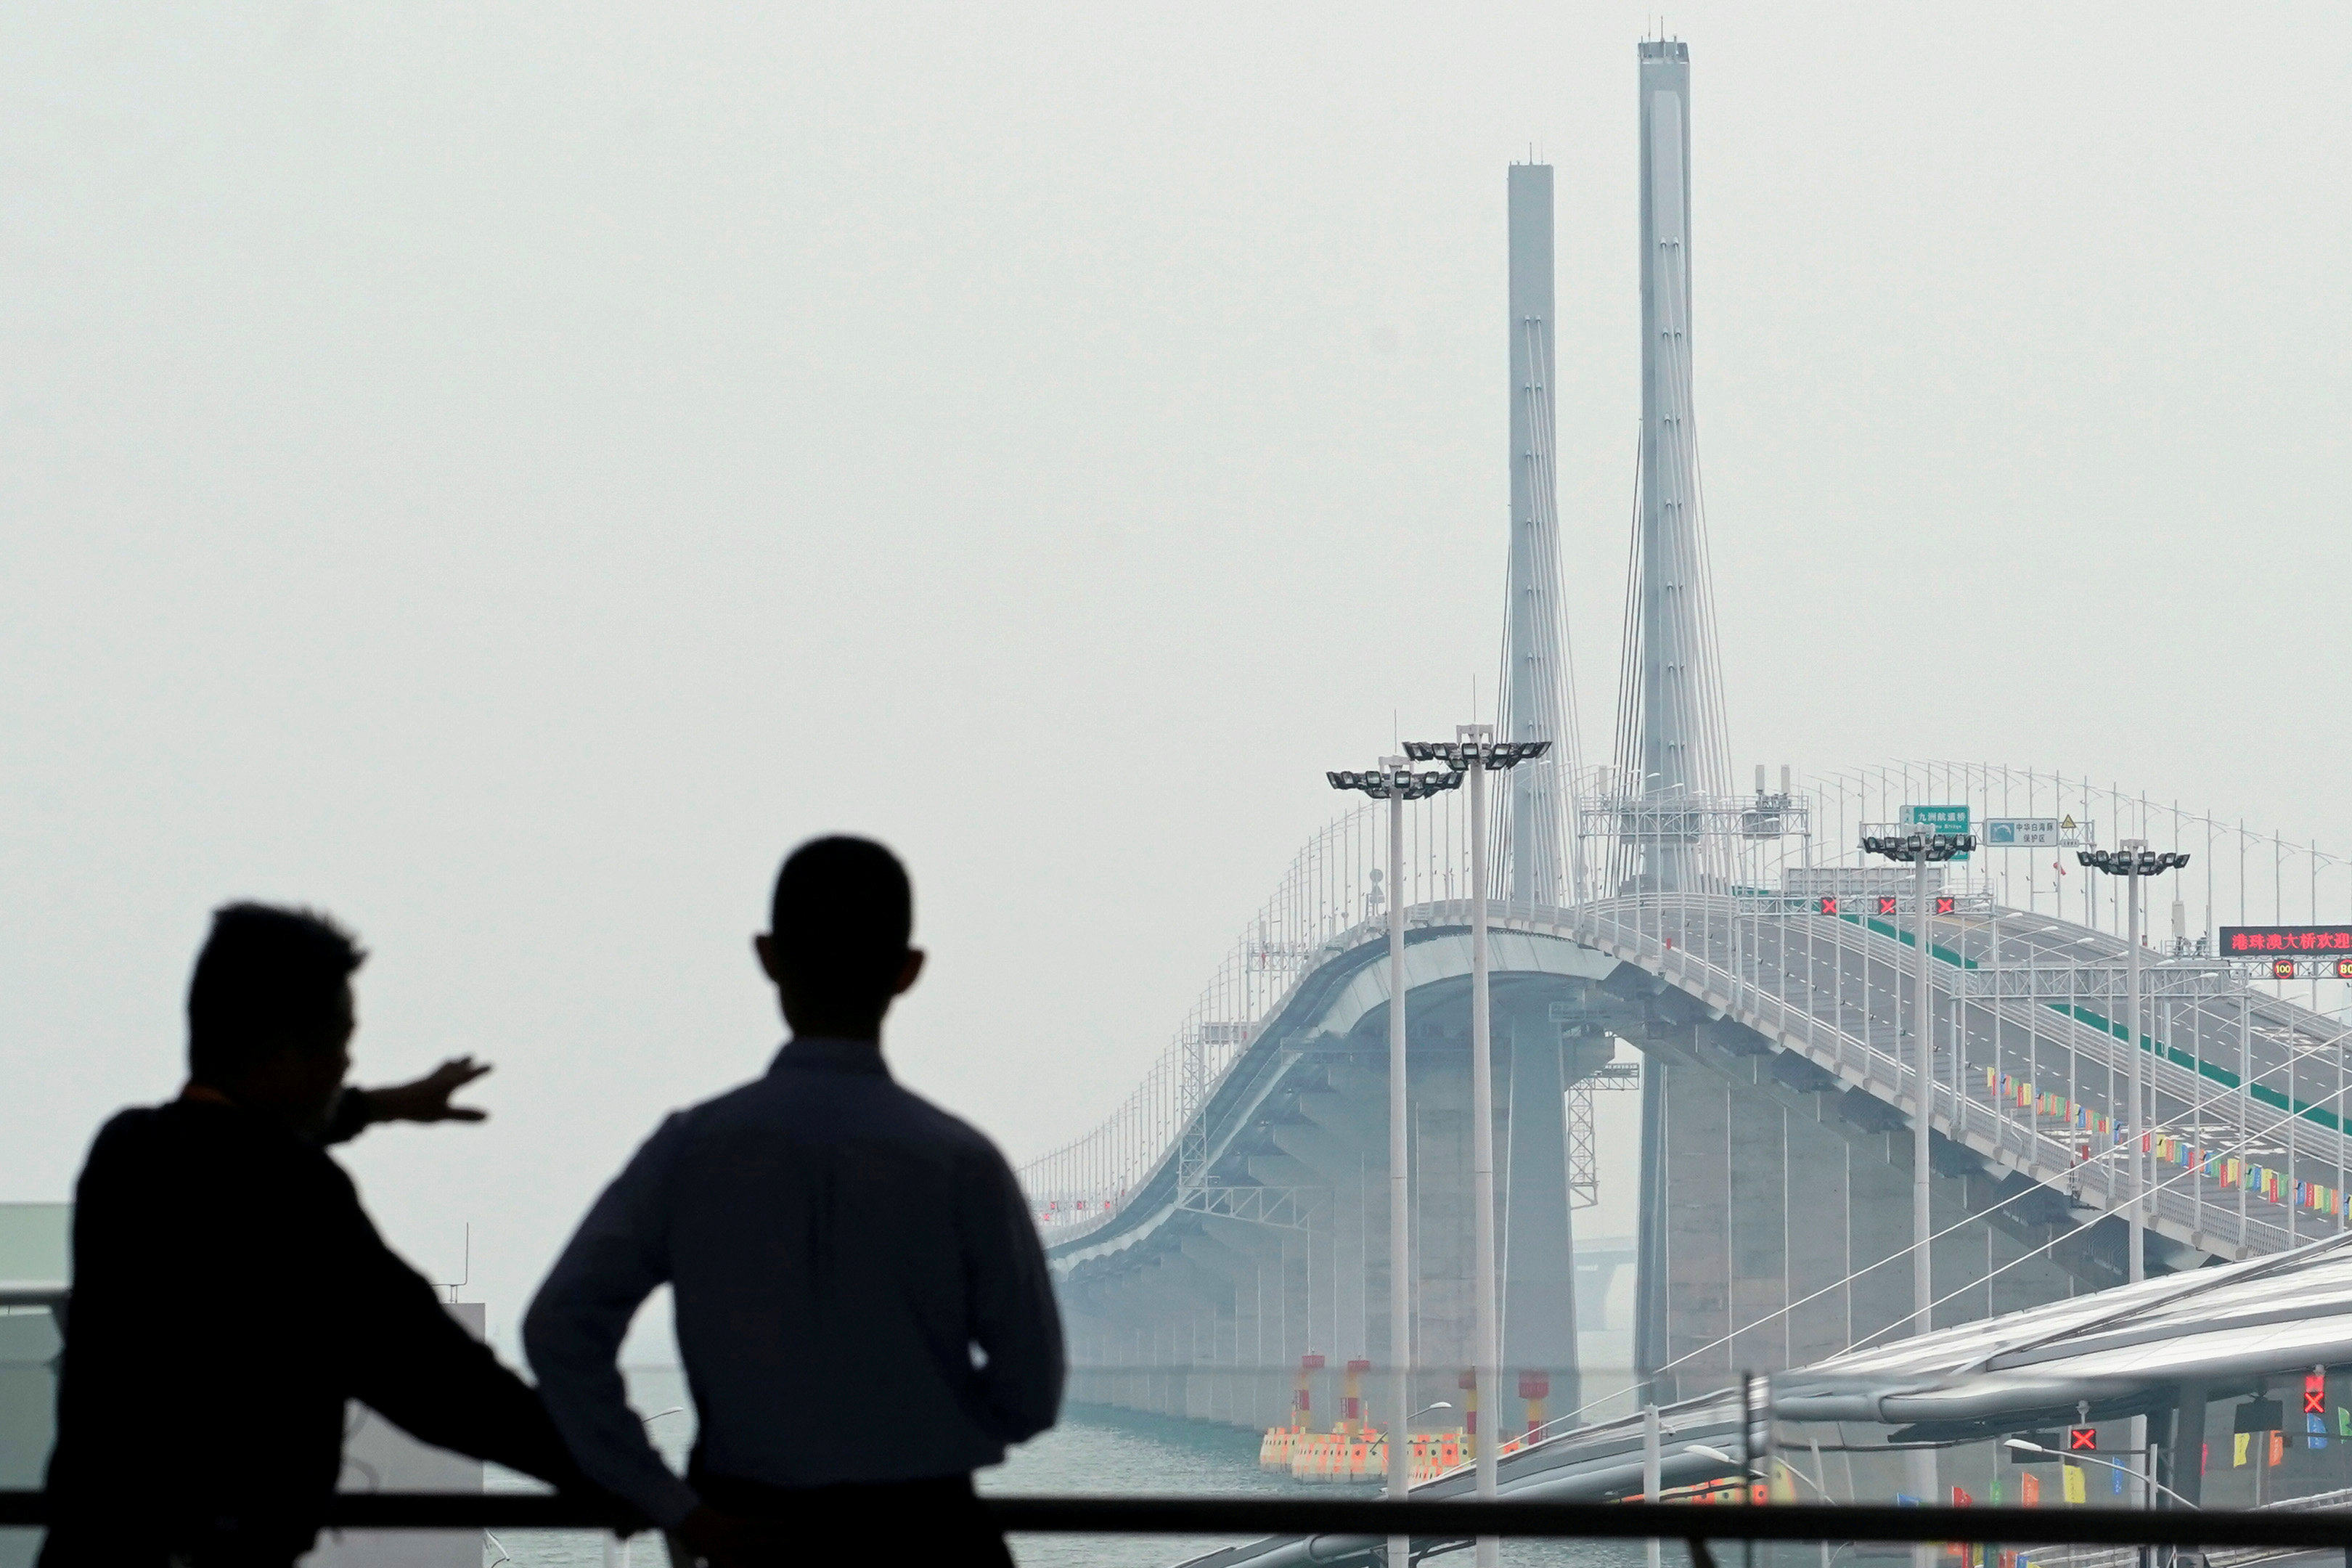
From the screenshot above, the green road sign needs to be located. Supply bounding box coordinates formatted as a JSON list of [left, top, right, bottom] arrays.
[[1903, 804, 1971, 860]]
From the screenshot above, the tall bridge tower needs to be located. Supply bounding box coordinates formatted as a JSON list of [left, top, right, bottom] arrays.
[[1611, 38, 1731, 897], [1499, 162, 1581, 909], [1497, 159, 1588, 1418]]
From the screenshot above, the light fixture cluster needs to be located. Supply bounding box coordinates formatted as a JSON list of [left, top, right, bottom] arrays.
[[1400, 738, 1553, 770], [2078, 848, 2190, 876], [1860, 831, 1977, 864], [1326, 767, 1465, 801]]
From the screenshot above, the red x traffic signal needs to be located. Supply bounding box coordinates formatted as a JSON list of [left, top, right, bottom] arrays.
[[1818, 897, 1839, 915], [2067, 1426, 2097, 1451], [1936, 896, 1956, 916], [1879, 896, 1899, 917]]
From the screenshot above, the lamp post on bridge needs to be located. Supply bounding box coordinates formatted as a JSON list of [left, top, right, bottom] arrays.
[[1861, 825, 1972, 1562], [1327, 755, 1463, 1568], [1403, 726, 1548, 1568], [1859, 828, 1977, 1336], [2076, 842, 2189, 1286]]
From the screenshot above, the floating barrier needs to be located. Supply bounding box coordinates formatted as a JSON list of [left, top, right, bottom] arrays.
[[1401, 1429, 1467, 1485], [1262, 1352, 1328, 1471], [1289, 1428, 1389, 1483], [1258, 1424, 1304, 1471]]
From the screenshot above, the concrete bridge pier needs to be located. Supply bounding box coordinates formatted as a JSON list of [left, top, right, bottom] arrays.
[[1267, 1092, 1382, 1365], [1206, 1220, 1294, 1431], [1498, 1000, 1587, 1434], [1634, 1012, 2095, 1401], [1178, 1225, 1262, 1425]]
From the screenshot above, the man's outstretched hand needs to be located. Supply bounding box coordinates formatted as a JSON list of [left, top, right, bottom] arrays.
[[367, 1056, 494, 1124]]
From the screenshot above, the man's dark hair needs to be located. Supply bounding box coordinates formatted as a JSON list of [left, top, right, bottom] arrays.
[[187, 903, 367, 1082], [769, 836, 912, 1015]]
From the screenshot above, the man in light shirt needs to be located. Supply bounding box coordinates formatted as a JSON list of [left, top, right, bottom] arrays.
[[526, 836, 1063, 1566]]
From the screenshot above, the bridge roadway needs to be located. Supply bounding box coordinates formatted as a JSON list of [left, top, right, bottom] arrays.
[[1654, 894, 2352, 1262], [1047, 893, 2352, 1434]]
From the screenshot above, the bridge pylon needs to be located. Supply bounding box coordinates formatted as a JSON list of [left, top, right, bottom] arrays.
[[1606, 37, 1733, 900]]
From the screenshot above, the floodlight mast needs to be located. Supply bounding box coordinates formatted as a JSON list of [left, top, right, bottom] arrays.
[[1858, 829, 1977, 1337], [1327, 756, 1462, 1564], [1401, 726, 1549, 1568], [1860, 825, 1975, 1545], [2074, 842, 2187, 1522], [2073, 845, 2190, 1287]]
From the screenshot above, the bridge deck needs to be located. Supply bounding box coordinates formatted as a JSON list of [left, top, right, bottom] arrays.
[[1045, 894, 2350, 1270]]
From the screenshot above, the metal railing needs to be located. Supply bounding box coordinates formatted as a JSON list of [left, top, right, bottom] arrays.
[[1565, 892, 2348, 1263], [4, 1492, 2348, 1560]]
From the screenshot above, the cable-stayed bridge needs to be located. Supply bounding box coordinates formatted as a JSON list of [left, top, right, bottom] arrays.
[[1015, 38, 2352, 1446]]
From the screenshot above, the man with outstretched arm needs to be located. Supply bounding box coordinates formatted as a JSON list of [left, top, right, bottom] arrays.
[[41, 902, 629, 1567], [527, 836, 1064, 1567]]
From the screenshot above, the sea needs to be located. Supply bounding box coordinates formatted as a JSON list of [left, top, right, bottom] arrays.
[[481, 1368, 1651, 1568]]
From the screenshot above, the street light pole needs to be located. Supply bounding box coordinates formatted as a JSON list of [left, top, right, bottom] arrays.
[[1328, 757, 1465, 1568], [2078, 841, 2189, 1518], [1861, 825, 1975, 1562], [1387, 764, 1410, 1559], [1404, 727, 1548, 1568], [1861, 828, 1977, 1338], [2002, 1440, 2199, 1511], [2077, 842, 2190, 1286], [1466, 735, 1500, 1568], [1912, 841, 1932, 1334], [2128, 853, 2144, 1285]]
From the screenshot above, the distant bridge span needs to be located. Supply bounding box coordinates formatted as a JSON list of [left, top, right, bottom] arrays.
[[1038, 883, 2352, 1432], [1026, 36, 2352, 1447]]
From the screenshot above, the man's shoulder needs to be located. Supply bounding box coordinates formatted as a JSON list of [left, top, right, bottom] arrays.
[[83, 1100, 219, 1165], [880, 1083, 1016, 1172], [667, 1071, 1009, 1163], [86, 1099, 347, 1183]]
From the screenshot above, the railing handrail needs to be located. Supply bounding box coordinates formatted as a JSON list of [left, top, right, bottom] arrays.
[[4, 1492, 2348, 1549]]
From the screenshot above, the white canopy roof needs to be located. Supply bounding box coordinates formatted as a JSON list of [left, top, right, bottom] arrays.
[[1776, 1233, 2352, 1429]]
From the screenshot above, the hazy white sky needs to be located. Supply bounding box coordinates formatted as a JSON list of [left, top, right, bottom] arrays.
[[8, 3, 2351, 1355]]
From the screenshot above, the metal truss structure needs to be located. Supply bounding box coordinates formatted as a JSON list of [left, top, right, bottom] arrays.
[[1580, 792, 1812, 849], [1948, 959, 2241, 1003], [1566, 1061, 1643, 1210], [1173, 1185, 1323, 1230]]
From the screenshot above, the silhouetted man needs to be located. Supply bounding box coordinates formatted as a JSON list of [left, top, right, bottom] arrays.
[[527, 836, 1063, 1568], [43, 903, 616, 1567]]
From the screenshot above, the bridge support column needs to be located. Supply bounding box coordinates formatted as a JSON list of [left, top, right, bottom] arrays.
[[1638, 1017, 2107, 1397], [2163, 1383, 2208, 1510], [1501, 1010, 1581, 1432], [1153, 1250, 1235, 1422], [1180, 1228, 1260, 1426], [1207, 1222, 1291, 1431]]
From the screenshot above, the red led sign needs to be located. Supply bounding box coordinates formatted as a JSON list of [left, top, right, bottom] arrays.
[[2067, 1426, 2097, 1452], [2305, 1373, 2327, 1416], [1878, 896, 1899, 918], [1818, 897, 1839, 916], [2275, 959, 2299, 979], [2222, 926, 2352, 955], [1936, 896, 1956, 916]]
